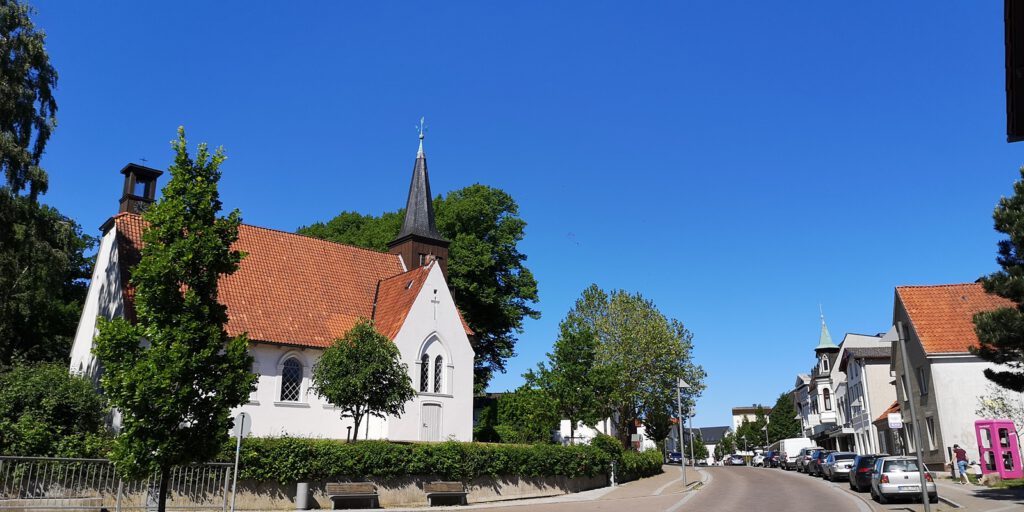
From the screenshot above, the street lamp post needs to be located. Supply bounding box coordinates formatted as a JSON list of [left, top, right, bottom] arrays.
[[762, 425, 769, 448], [688, 412, 696, 467], [677, 378, 690, 486], [897, 321, 932, 512]]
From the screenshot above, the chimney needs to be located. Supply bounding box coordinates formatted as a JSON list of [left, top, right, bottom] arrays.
[[118, 163, 163, 214]]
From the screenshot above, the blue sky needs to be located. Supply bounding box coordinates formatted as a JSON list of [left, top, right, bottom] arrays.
[[33, 1, 1021, 428]]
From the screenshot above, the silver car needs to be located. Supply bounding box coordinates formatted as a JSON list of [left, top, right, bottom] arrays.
[[822, 452, 856, 481], [870, 456, 938, 504]]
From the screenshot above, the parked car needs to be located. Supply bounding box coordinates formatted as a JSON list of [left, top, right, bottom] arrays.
[[777, 438, 814, 470], [821, 452, 857, 481], [726, 454, 746, 466], [870, 456, 938, 504], [797, 447, 821, 473], [766, 451, 781, 468], [752, 454, 765, 467], [807, 449, 834, 477], [665, 451, 682, 465], [849, 454, 888, 492]]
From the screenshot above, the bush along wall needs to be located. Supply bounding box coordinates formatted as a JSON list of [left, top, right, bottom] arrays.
[[235, 438, 617, 483]]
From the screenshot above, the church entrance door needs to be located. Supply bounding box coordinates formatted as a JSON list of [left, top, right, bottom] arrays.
[[422, 403, 441, 441]]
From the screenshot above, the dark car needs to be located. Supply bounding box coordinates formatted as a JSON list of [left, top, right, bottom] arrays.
[[797, 447, 822, 473], [665, 451, 683, 465], [807, 449, 834, 477], [850, 454, 889, 492]]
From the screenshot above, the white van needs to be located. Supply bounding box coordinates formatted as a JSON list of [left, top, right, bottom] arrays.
[[775, 437, 814, 470]]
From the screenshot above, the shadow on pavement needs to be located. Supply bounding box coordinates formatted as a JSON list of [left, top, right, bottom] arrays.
[[970, 486, 1024, 504]]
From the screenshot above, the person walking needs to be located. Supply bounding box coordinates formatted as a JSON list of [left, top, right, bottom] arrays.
[[953, 444, 969, 484]]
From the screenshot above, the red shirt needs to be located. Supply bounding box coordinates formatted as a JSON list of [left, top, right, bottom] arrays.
[[955, 448, 968, 462]]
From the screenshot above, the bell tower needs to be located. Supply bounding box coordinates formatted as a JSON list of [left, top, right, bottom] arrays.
[[118, 163, 163, 214], [387, 121, 449, 275]]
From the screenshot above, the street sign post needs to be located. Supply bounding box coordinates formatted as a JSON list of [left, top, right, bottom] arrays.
[[230, 412, 250, 512], [888, 413, 903, 430]]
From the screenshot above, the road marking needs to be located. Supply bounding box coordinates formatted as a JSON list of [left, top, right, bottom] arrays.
[[664, 468, 711, 512], [654, 473, 684, 496]]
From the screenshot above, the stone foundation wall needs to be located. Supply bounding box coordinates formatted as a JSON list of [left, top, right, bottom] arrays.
[[233, 474, 608, 509]]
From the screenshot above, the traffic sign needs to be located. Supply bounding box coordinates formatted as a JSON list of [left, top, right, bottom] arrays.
[[888, 412, 903, 429]]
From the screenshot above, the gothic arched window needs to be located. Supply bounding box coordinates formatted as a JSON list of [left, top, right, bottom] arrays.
[[420, 354, 430, 392], [280, 358, 302, 402], [434, 355, 443, 393]]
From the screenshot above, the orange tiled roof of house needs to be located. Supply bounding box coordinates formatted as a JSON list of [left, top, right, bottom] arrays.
[[112, 213, 471, 347], [896, 283, 1016, 354], [874, 401, 900, 423]]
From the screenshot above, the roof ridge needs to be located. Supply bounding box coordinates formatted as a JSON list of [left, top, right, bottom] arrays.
[[379, 260, 434, 284], [896, 282, 977, 290]]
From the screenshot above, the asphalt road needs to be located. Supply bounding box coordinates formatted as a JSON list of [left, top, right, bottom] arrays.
[[461, 465, 970, 512]]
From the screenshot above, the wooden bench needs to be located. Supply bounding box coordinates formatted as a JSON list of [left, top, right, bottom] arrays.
[[326, 482, 378, 509], [424, 481, 467, 506]]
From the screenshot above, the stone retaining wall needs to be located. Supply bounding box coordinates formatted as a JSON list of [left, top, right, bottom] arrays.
[[233, 474, 608, 509]]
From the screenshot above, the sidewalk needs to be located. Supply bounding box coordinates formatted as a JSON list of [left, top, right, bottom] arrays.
[[933, 476, 1024, 511]]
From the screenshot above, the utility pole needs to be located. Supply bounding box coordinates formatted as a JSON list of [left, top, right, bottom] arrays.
[[677, 378, 690, 486], [897, 321, 932, 512]]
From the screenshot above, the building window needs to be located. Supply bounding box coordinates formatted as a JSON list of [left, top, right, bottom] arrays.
[[926, 416, 936, 450], [821, 356, 830, 372], [420, 354, 430, 392], [280, 358, 302, 402], [823, 388, 832, 411], [917, 367, 929, 396], [433, 355, 443, 393]]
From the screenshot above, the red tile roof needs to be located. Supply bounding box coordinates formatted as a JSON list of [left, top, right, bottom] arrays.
[[874, 401, 900, 423], [112, 213, 470, 347], [896, 283, 1016, 354]]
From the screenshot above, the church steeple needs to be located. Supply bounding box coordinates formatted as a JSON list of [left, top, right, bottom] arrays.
[[814, 307, 839, 352], [388, 119, 449, 275]]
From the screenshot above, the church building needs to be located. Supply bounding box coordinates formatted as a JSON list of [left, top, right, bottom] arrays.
[[69, 134, 476, 442]]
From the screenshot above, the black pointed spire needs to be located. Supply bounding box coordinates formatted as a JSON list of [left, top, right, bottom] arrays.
[[388, 119, 449, 275]]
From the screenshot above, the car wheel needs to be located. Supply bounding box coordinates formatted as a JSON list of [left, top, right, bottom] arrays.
[[870, 488, 879, 502], [877, 492, 889, 504], [929, 494, 938, 504], [829, 472, 836, 482]]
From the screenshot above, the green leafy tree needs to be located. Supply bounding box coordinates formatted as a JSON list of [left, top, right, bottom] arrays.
[[311, 319, 416, 440], [974, 166, 1024, 391], [0, 362, 109, 456], [0, 0, 92, 365], [641, 404, 674, 449], [566, 284, 705, 448], [524, 313, 610, 444], [1, 0, 57, 200], [93, 128, 256, 512], [735, 408, 769, 450], [715, 431, 736, 459], [687, 430, 708, 462], [767, 392, 802, 443], [298, 184, 540, 391], [492, 386, 559, 444], [975, 382, 1024, 435]]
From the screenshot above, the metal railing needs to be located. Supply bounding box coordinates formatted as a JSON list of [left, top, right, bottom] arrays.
[[0, 456, 233, 511]]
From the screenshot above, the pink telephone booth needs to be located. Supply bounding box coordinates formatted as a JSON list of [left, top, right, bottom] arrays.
[[975, 419, 1023, 479]]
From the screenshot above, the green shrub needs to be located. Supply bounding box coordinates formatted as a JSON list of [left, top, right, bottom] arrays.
[[237, 437, 611, 483], [590, 433, 623, 459], [0, 363, 111, 457], [618, 450, 663, 482]]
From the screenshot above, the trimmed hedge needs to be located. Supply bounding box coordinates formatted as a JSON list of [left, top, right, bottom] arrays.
[[618, 449, 664, 482], [237, 438, 615, 483]]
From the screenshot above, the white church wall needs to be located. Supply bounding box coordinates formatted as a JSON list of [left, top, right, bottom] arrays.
[[389, 264, 474, 442], [69, 228, 123, 380]]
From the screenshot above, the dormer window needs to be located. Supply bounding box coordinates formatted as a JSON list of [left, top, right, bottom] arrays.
[[820, 356, 830, 372]]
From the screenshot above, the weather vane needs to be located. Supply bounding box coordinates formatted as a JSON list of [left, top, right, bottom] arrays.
[[417, 117, 427, 140]]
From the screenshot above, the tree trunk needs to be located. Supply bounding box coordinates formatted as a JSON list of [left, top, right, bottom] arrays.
[[157, 466, 170, 512], [352, 410, 362, 443], [570, 422, 576, 445]]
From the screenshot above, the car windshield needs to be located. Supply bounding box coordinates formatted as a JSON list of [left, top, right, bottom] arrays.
[[883, 460, 921, 472], [835, 454, 855, 460]]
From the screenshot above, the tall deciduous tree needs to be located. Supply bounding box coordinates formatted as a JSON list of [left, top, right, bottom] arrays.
[[0, 0, 92, 365], [566, 284, 705, 448], [975, 383, 1024, 435], [311, 319, 416, 441], [735, 408, 769, 449], [1, 0, 56, 200], [974, 166, 1024, 391], [767, 393, 802, 443], [298, 184, 539, 391], [524, 313, 609, 444], [94, 128, 255, 512]]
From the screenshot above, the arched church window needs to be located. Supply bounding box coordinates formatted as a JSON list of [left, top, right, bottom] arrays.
[[420, 354, 430, 392], [280, 358, 302, 402], [434, 355, 443, 393]]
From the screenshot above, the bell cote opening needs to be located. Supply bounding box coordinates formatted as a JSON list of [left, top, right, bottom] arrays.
[[118, 163, 163, 214]]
